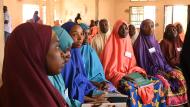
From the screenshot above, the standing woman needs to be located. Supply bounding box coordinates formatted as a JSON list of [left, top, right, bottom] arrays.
[[133, 19, 188, 106], [160, 24, 183, 68], [0, 22, 68, 107]]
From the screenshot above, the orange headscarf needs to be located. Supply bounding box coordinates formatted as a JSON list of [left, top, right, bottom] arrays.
[[100, 20, 154, 104], [100, 20, 146, 87]]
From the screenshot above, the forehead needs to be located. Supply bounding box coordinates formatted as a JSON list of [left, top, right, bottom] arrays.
[[100, 20, 108, 24], [129, 25, 135, 29], [51, 31, 59, 42], [71, 25, 82, 32], [120, 23, 127, 27], [176, 24, 182, 27], [166, 25, 176, 30], [143, 20, 154, 26]]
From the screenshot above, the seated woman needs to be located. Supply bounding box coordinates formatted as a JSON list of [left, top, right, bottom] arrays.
[[48, 26, 81, 107], [61, 22, 106, 103], [133, 19, 188, 106], [100, 19, 166, 107], [80, 23, 116, 92], [160, 24, 183, 68], [0, 23, 67, 107], [174, 22, 185, 42]]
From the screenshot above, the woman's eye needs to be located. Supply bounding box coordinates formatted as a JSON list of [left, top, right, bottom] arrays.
[[56, 46, 59, 50], [56, 44, 61, 50]]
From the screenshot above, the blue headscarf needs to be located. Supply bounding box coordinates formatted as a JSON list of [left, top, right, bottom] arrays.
[[49, 26, 81, 107], [61, 22, 76, 33], [61, 48, 96, 103], [52, 26, 73, 52], [79, 23, 89, 31]]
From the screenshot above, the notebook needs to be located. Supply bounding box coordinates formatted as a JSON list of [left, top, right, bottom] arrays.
[[105, 92, 128, 103], [126, 72, 152, 87]]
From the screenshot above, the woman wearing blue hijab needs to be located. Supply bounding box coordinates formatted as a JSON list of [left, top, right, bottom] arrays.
[[61, 23, 106, 103], [80, 23, 116, 92], [48, 26, 81, 107]]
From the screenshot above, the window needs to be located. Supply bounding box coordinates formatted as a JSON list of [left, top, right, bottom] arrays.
[[164, 5, 188, 32], [130, 6, 156, 28], [22, 4, 39, 23], [42, 6, 46, 24]]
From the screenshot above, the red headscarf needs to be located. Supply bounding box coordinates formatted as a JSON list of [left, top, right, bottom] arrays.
[[100, 20, 146, 87], [0, 23, 68, 107]]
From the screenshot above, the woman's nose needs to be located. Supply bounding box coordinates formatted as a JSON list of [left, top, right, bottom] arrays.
[[66, 52, 71, 58], [60, 52, 65, 58]]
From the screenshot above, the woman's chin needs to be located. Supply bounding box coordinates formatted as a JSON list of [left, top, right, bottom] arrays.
[[73, 44, 82, 48]]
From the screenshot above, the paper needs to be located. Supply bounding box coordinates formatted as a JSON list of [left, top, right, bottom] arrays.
[[124, 51, 132, 58], [177, 47, 182, 52], [148, 47, 156, 53]]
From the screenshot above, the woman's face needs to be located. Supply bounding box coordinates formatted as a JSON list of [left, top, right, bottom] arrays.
[[64, 47, 72, 63], [118, 23, 128, 38], [176, 24, 183, 34], [83, 29, 90, 44], [70, 25, 84, 48], [129, 25, 136, 37], [46, 31, 65, 75], [141, 20, 154, 36], [165, 25, 178, 39], [99, 20, 109, 33]]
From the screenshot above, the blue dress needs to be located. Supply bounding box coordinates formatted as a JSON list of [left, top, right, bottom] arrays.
[[61, 48, 100, 103]]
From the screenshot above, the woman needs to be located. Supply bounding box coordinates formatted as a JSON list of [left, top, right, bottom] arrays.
[[61, 23, 106, 103], [80, 23, 116, 92], [174, 22, 185, 42], [48, 26, 81, 107], [0, 22, 67, 107], [133, 19, 188, 106], [101, 19, 166, 107], [160, 24, 183, 68]]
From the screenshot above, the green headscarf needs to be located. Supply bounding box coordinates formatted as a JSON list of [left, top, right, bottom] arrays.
[[52, 26, 73, 52]]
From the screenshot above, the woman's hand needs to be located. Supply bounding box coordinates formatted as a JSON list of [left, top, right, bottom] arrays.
[[91, 81, 109, 91], [84, 93, 108, 103], [99, 81, 109, 91]]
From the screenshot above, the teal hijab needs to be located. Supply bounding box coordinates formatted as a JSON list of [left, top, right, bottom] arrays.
[[52, 26, 73, 52], [80, 44, 107, 82], [79, 23, 89, 31], [49, 26, 81, 107]]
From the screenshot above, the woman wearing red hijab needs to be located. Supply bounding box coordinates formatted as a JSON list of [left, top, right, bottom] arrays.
[[0, 22, 68, 107]]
